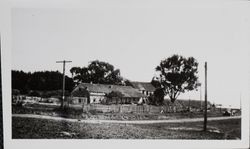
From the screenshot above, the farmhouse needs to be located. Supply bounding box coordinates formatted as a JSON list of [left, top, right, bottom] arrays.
[[70, 83, 146, 105], [130, 82, 156, 96]]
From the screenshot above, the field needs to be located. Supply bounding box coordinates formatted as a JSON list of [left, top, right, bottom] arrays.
[[12, 116, 241, 139]]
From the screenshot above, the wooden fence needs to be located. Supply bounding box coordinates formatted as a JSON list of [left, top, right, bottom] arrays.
[[82, 104, 185, 114]]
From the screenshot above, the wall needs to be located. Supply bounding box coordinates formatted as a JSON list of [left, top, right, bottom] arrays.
[[70, 97, 88, 104], [89, 95, 105, 104], [106, 97, 140, 104]]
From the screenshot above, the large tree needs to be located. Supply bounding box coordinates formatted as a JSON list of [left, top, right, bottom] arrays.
[[154, 54, 199, 103], [105, 91, 124, 104], [70, 60, 124, 85], [70, 67, 90, 84]]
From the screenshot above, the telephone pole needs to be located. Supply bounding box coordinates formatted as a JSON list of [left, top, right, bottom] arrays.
[[200, 84, 202, 110], [203, 62, 208, 131], [0, 36, 3, 149], [240, 93, 242, 111], [188, 96, 191, 112], [56, 60, 72, 107]]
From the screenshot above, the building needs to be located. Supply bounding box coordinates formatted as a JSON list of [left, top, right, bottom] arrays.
[[70, 83, 146, 105], [130, 82, 156, 96]]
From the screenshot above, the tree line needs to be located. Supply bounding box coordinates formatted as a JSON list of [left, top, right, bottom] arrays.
[[12, 70, 74, 95]]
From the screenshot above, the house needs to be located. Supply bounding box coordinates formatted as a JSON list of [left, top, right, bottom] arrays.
[[70, 86, 90, 104], [70, 83, 146, 105], [130, 82, 156, 96]]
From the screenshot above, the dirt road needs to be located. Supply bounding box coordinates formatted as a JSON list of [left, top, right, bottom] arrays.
[[12, 114, 241, 124]]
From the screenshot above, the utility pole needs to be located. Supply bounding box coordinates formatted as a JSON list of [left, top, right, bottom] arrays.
[[56, 60, 72, 108], [203, 62, 208, 131], [240, 93, 242, 111], [188, 96, 191, 118], [188, 96, 191, 112], [200, 84, 202, 110], [0, 36, 3, 149]]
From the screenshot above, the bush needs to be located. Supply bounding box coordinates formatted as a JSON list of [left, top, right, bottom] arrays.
[[12, 89, 21, 95], [28, 90, 41, 97]]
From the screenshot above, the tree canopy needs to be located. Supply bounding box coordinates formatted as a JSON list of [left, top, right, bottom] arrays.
[[106, 91, 124, 99], [148, 88, 165, 105], [12, 70, 74, 94], [154, 54, 199, 103], [70, 60, 127, 85]]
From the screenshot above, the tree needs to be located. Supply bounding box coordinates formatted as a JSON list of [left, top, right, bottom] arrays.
[[12, 70, 31, 94], [70, 67, 90, 84], [105, 91, 124, 104], [154, 54, 199, 103], [11, 70, 74, 95], [151, 77, 162, 88], [147, 88, 165, 105], [153, 88, 165, 105], [70, 60, 124, 85]]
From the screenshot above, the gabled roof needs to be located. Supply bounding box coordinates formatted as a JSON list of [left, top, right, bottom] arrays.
[[72, 83, 146, 98], [130, 82, 156, 92], [71, 88, 90, 97]]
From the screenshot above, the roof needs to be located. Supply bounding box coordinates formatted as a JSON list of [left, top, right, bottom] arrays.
[[72, 83, 146, 98], [71, 88, 90, 97], [130, 82, 156, 92]]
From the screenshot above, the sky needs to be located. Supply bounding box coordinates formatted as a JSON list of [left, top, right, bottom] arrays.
[[11, 0, 250, 108]]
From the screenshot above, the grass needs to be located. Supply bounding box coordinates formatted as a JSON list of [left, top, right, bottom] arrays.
[[12, 104, 83, 119], [12, 117, 241, 139]]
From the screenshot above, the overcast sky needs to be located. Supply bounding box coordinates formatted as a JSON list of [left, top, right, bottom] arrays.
[[11, 0, 250, 108]]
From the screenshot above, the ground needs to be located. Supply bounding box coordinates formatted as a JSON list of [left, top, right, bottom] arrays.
[[12, 103, 241, 139], [12, 116, 241, 139]]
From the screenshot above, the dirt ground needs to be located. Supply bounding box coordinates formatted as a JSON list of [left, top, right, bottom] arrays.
[[12, 116, 241, 139]]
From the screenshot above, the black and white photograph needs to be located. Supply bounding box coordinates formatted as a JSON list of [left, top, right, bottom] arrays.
[[1, 0, 250, 148]]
